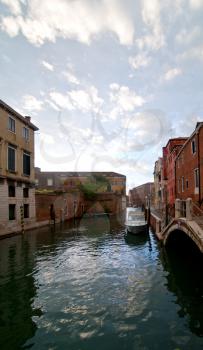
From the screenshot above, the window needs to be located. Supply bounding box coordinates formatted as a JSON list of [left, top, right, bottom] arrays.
[[8, 145, 16, 172], [194, 168, 199, 188], [22, 127, 29, 140], [8, 116, 15, 132], [9, 204, 16, 220], [23, 152, 30, 176], [178, 178, 180, 193], [186, 179, 189, 189], [182, 176, 184, 192], [23, 187, 29, 198], [191, 138, 196, 154], [8, 185, 15, 197], [24, 204, 29, 218], [181, 152, 184, 164], [47, 178, 53, 186]]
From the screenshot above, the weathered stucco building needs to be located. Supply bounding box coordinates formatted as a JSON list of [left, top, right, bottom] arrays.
[[153, 157, 165, 210], [0, 99, 38, 236]]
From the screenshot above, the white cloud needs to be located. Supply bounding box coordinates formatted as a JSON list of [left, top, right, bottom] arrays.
[[122, 110, 170, 156], [137, 0, 165, 50], [175, 113, 201, 135], [49, 86, 103, 113], [163, 68, 182, 81], [41, 60, 54, 71], [175, 26, 201, 45], [69, 86, 103, 113], [129, 53, 151, 70], [22, 95, 44, 111], [0, 0, 22, 15], [178, 44, 203, 61], [109, 83, 120, 91], [49, 91, 74, 111], [189, 0, 203, 9], [109, 85, 145, 112], [0, 16, 20, 37], [63, 71, 80, 85], [108, 107, 121, 120], [0, 0, 134, 46], [40, 132, 55, 145]]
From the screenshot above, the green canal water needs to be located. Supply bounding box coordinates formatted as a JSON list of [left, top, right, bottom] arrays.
[[0, 216, 202, 350]]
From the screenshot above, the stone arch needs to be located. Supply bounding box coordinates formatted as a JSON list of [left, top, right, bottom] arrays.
[[163, 220, 203, 253]]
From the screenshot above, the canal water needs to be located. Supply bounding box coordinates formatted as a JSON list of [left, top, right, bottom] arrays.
[[0, 216, 202, 350]]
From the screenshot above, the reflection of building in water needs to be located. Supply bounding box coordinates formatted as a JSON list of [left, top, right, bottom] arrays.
[[0, 234, 40, 349], [160, 234, 203, 337]]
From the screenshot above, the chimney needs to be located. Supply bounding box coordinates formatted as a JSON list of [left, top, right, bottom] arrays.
[[25, 116, 31, 123]]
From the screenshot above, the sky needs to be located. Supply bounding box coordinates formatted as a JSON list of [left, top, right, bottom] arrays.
[[0, 0, 203, 191]]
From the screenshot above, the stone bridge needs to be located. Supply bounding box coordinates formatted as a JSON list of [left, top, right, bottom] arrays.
[[161, 217, 203, 253], [151, 199, 203, 253]]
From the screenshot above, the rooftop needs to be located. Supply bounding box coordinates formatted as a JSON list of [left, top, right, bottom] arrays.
[[35, 168, 126, 178], [0, 99, 39, 131]]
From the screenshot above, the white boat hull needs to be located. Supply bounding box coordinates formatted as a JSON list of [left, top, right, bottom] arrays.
[[125, 207, 148, 235], [125, 223, 148, 235]]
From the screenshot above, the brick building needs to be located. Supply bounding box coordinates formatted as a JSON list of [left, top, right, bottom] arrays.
[[35, 169, 126, 221], [162, 138, 188, 211], [0, 99, 38, 236], [175, 122, 203, 205], [35, 169, 126, 195]]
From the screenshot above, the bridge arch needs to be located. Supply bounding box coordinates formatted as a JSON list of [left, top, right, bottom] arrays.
[[163, 219, 203, 253]]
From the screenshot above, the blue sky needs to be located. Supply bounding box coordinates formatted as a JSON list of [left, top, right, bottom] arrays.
[[0, 0, 203, 190]]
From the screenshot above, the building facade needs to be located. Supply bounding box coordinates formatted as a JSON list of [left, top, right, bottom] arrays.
[[35, 169, 126, 195], [0, 99, 38, 236], [35, 170, 126, 221], [175, 122, 203, 205], [162, 138, 188, 210], [128, 182, 154, 208], [153, 157, 165, 210]]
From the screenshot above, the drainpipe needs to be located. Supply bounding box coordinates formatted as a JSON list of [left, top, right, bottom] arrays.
[[197, 131, 201, 205]]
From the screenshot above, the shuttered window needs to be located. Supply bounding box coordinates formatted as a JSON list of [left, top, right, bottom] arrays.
[[8, 146, 16, 172], [194, 168, 199, 188], [24, 204, 29, 218], [191, 139, 196, 154], [9, 204, 16, 220], [22, 127, 29, 140], [23, 152, 30, 176], [8, 116, 15, 132]]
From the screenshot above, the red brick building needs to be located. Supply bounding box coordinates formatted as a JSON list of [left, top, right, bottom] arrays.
[[175, 122, 203, 205], [162, 138, 188, 210]]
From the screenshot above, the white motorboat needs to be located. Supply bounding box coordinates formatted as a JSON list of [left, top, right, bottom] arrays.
[[125, 207, 148, 235]]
